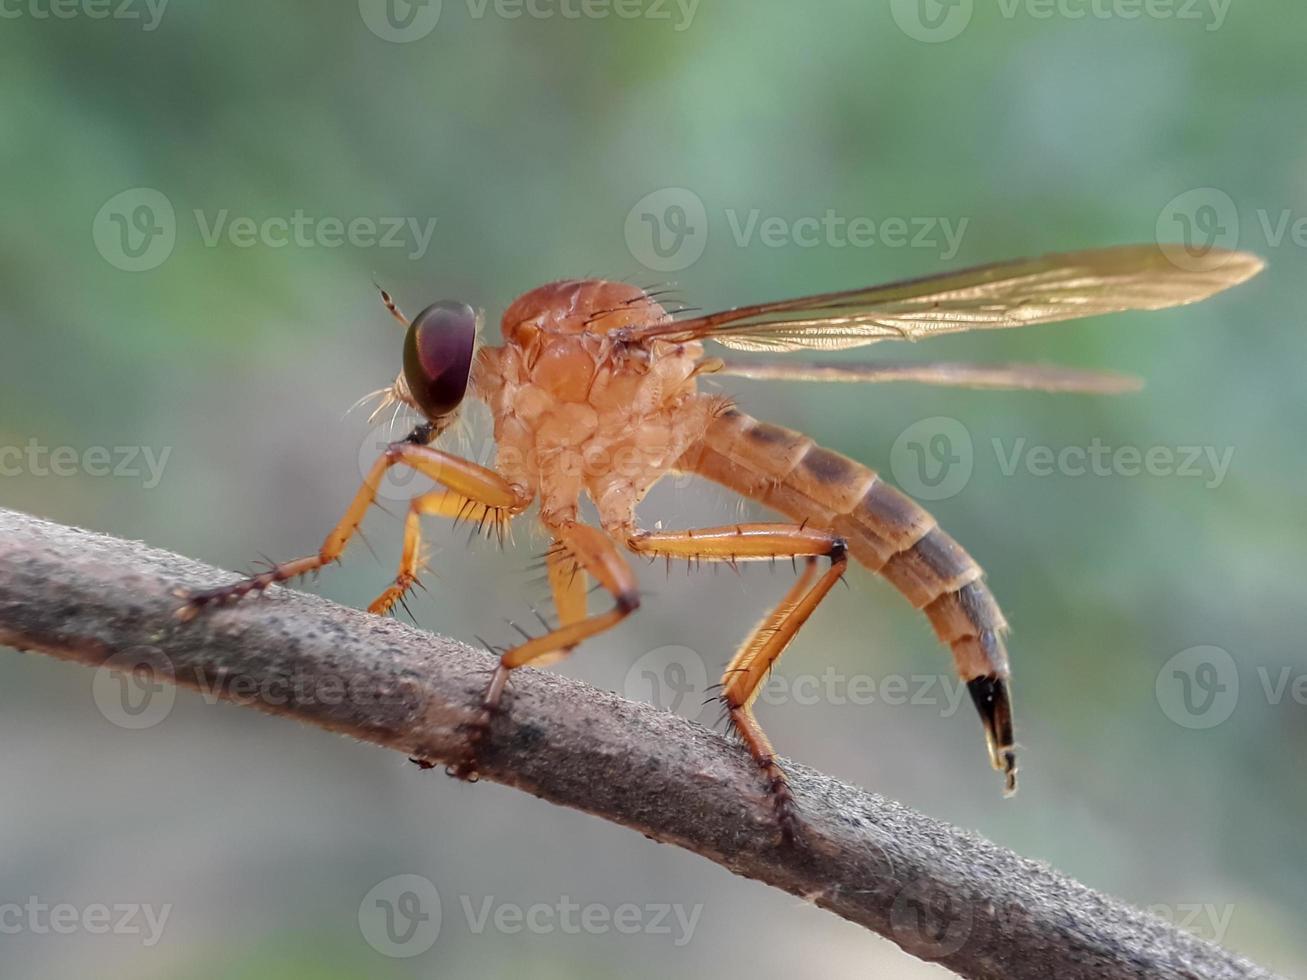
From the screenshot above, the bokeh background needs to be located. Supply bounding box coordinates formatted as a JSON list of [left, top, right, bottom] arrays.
[[2, 1, 1305, 976]]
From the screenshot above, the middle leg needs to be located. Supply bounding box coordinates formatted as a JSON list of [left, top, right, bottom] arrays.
[[452, 520, 638, 779], [627, 523, 848, 843]]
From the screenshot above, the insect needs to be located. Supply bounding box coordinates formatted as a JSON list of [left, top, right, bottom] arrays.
[[178, 244, 1263, 843]]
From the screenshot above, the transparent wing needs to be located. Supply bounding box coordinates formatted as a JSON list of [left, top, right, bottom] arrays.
[[626, 245, 1264, 352], [713, 359, 1144, 394]]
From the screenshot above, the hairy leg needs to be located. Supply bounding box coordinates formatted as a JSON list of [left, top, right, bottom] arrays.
[[178, 438, 529, 619], [453, 521, 638, 778], [628, 523, 848, 843]]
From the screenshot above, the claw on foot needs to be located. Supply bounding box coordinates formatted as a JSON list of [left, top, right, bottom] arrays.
[[763, 762, 800, 846], [449, 707, 491, 781], [174, 555, 323, 621], [450, 666, 509, 782], [368, 574, 418, 616]]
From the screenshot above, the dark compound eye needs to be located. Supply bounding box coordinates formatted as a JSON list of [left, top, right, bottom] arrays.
[[403, 301, 477, 420]]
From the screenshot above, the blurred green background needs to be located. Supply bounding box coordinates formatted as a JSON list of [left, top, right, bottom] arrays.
[[2, 1, 1305, 976]]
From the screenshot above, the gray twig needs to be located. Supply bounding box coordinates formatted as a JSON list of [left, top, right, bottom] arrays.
[[0, 507, 1280, 980]]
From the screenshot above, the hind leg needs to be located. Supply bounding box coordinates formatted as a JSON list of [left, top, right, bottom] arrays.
[[628, 523, 848, 843]]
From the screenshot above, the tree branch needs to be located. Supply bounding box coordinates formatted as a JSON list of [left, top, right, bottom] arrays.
[[0, 507, 1280, 980]]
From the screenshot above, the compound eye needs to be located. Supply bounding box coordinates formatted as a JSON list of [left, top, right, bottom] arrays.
[[403, 301, 477, 420]]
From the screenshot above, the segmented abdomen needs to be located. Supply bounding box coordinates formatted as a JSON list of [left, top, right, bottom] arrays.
[[677, 407, 1014, 767]]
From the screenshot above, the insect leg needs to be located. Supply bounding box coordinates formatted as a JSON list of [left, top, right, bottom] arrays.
[[545, 537, 590, 655], [452, 521, 636, 779], [178, 443, 529, 619], [627, 524, 848, 844], [368, 489, 512, 616]]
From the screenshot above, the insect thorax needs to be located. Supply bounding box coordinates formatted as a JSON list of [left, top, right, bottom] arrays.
[[472, 279, 718, 532]]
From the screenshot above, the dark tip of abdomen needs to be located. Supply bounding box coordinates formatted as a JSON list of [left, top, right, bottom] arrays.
[[968, 675, 1017, 795]]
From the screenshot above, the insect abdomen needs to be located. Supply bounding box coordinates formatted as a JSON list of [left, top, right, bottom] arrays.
[[678, 406, 1016, 787]]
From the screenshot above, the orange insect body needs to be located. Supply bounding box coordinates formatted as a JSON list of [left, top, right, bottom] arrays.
[[473, 280, 720, 533], [470, 279, 1016, 792], [475, 280, 1003, 676], [181, 245, 1263, 842]]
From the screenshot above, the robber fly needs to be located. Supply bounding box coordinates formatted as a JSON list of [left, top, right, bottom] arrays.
[[179, 244, 1263, 843]]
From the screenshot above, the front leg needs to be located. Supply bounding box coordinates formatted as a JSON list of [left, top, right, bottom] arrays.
[[178, 434, 530, 619]]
